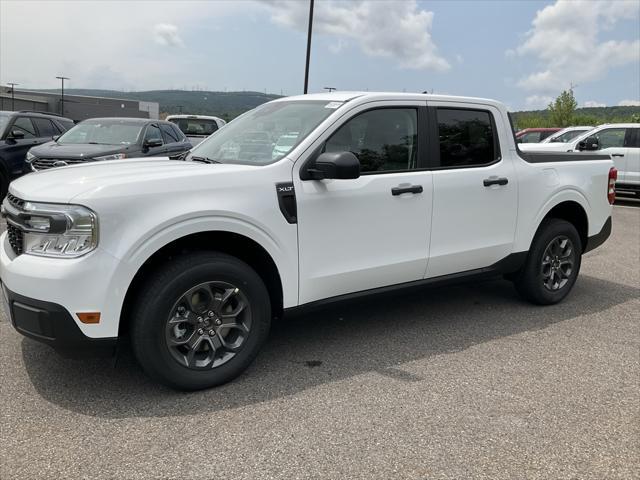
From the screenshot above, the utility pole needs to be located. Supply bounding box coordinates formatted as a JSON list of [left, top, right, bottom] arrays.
[[303, 0, 314, 94], [7, 83, 19, 111], [323, 87, 336, 92], [56, 76, 69, 115]]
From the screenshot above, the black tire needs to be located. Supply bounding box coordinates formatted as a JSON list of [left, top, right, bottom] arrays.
[[130, 251, 271, 390], [513, 219, 582, 305]]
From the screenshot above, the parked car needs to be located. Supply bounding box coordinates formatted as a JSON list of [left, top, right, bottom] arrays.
[[1, 92, 615, 390], [272, 132, 300, 159], [515, 127, 562, 143], [520, 124, 639, 197], [575, 124, 640, 197], [540, 126, 594, 144], [25, 118, 192, 171], [167, 114, 226, 146], [0, 110, 74, 198]]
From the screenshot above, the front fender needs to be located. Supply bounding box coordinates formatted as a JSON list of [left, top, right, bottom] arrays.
[[109, 214, 298, 312]]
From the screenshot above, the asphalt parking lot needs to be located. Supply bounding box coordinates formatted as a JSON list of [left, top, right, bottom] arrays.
[[1, 202, 638, 480]]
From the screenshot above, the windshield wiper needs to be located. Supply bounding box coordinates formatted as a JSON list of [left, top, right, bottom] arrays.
[[190, 155, 222, 164]]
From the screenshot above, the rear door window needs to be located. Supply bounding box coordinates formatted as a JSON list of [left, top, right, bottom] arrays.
[[624, 128, 639, 148], [159, 124, 179, 143], [436, 108, 499, 167], [33, 118, 58, 137]]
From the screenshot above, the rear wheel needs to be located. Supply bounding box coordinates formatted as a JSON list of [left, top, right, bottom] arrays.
[[513, 219, 582, 305], [130, 252, 271, 390]]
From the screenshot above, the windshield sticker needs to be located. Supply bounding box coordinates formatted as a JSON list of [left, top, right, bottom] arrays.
[[324, 102, 343, 109]]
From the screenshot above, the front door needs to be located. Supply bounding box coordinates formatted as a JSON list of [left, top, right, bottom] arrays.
[[592, 127, 628, 182], [426, 103, 518, 278], [294, 103, 433, 305]]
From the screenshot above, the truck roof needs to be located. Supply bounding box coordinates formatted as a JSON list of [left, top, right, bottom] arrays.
[[274, 91, 505, 109]]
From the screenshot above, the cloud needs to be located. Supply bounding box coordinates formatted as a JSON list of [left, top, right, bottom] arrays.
[[260, 0, 450, 71], [513, 0, 639, 92], [525, 95, 553, 109], [153, 23, 183, 47], [618, 99, 640, 106], [582, 100, 606, 107]]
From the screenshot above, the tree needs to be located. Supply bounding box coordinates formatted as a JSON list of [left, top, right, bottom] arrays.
[[548, 89, 578, 127]]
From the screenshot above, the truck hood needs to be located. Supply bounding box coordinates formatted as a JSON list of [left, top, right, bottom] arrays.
[[9, 158, 259, 203]]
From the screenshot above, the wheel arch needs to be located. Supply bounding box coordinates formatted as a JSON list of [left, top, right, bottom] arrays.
[[118, 231, 285, 338], [533, 199, 589, 252]]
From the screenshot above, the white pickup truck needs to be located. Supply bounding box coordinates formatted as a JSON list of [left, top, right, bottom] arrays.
[[520, 123, 639, 197], [1, 92, 616, 390]]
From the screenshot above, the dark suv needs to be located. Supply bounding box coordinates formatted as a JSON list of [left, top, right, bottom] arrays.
[[27, 118, 192, 172], [0, 111, 74, 198]]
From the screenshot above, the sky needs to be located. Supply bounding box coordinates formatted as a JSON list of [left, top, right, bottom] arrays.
[[0, 0, 638, 110]]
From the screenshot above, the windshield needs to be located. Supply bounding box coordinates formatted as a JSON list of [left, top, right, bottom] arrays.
[[57, 119, 144, 145], [170, 118, 220, 136], [545, 129, 590, 143], [188, 100, 342, 165], [0, 112, 10, 137]]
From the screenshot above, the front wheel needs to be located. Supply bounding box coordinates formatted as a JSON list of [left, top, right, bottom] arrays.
[[130, 252, 271, 390], [513, 219, 582, 305]]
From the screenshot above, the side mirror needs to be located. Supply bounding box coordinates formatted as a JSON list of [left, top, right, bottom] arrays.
[[577, 136, 599, 151], [8, 129, 25, 140], [144, 138, 163, 148], [304, 151, 360, 180]]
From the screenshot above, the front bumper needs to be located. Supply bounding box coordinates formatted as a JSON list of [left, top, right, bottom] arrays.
[[2, 283, 116, 355], [0, 230, 127, 341]]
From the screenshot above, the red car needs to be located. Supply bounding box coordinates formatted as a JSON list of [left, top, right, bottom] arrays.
[[516, 127, 562, 143]]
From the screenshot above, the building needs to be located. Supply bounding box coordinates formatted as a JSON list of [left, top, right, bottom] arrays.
[[0, 86, 159, 121]]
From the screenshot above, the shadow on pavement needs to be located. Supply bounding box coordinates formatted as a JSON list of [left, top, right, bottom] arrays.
[[21, 274, 639, 418]]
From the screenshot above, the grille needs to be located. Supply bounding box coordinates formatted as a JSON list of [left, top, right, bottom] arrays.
[[32, 157, 88, 171], [7, 224, 24, 255]]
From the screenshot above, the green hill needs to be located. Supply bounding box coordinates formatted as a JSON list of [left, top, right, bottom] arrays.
[[31, 88, 282, 121]]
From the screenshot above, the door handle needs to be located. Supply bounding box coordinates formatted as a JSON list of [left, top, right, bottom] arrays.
[[483, 177, 508, 187], [392, 185, 423, 196], [611, 154, 624, 157]]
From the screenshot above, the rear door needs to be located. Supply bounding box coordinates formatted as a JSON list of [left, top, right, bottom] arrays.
[[425, 103, 518, 278], [294, 102, 433, 304], [159, 123, 190, 156], [32, 117, 59, 142]]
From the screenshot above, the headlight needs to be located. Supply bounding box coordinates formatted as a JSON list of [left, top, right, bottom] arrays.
[[19, 202, 98, 258], [25, 151, 37, 163], [94, 153, 126, 161]]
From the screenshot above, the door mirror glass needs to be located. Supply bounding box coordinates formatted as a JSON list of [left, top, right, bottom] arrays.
[[9, 129, 25, 139], [578, 136, 599, 151], [306, 151, 360, 180]]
